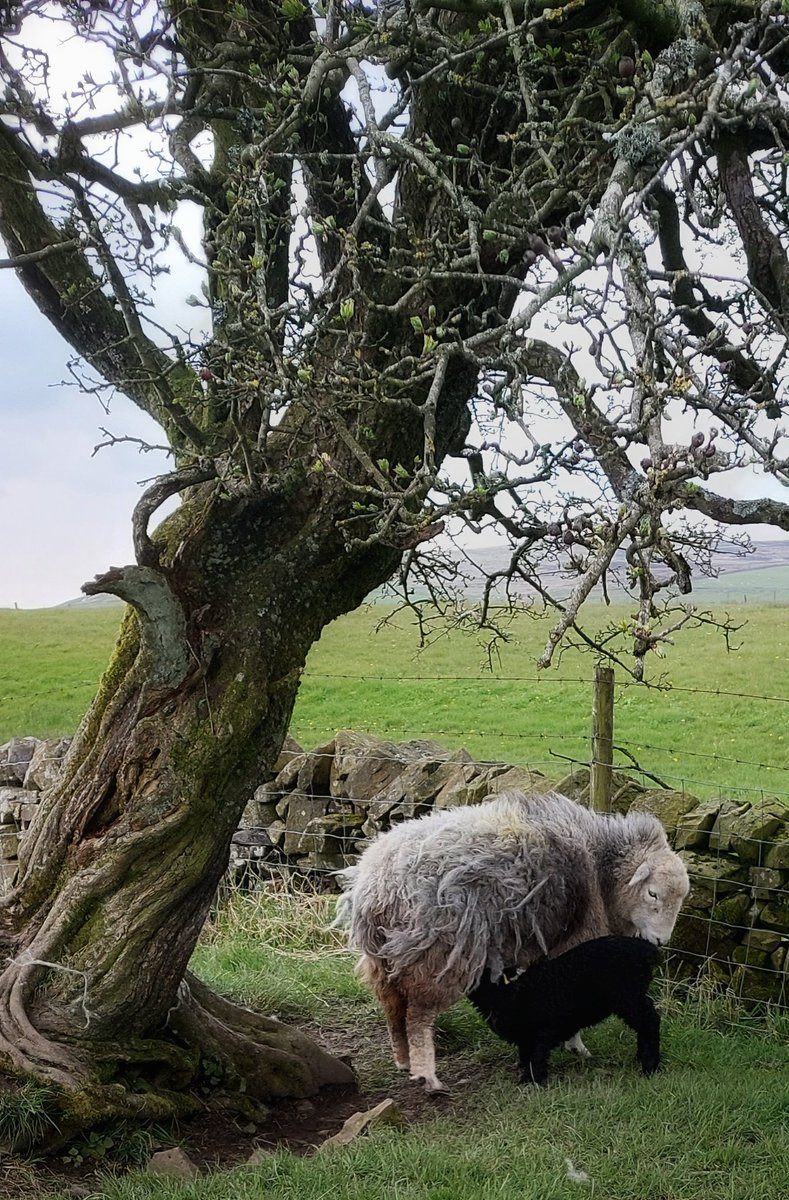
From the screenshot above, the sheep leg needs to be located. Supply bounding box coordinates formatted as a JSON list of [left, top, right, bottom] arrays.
[[563, 1032, 592, 1058], [406, 1003, 447, 1095], [378, 979, 410, 1070], [518, 1041, 550, 1086], [619, 995, 661, 1076], [359, 955, 411, 1070]]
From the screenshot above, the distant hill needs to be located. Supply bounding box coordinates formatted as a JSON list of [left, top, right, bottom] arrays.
[[56, 540, 789, 609], [376, 538, 789, 605], [700, 539, 789, 573], [57, 593, 124, 609], [452, 538, 789, 580]]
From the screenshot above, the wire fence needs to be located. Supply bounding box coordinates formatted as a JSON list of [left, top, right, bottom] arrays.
[[2, 668, 789, 1017], [4, 736, 789, 787], [223, 668, 789, 1017]]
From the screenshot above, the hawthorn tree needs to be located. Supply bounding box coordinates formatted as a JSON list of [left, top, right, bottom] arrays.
[[1, 0, 789, 1132]]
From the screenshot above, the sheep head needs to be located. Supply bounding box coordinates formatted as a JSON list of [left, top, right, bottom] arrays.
[[620, 853, 690, 946]]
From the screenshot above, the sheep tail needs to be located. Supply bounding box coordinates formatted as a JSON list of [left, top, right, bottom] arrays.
[[328, 866, 359, 930]]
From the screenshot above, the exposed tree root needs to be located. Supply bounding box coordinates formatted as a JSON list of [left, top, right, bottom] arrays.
[[170, 973, 356, 1099], [0, 971, 355, 1151]]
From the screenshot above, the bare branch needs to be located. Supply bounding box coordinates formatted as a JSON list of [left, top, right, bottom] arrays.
[[132, 465, 217, 569], [0, 239, 80, 269]]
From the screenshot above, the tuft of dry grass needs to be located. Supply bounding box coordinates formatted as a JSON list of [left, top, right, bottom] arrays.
[[206, 873, 348, 960]]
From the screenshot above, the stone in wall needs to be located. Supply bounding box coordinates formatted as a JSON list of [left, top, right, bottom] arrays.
[[727, 801, 788, 864], [674, 799, 723, 851], [283, 795, 335, 856], [330, 731, 452, 803], [749, 867, 787, 901], [0, 787, 41, 829], [553, 768, 650, 815], [708, 801, 755, 853], [296, 812, 367, 872], [0, 736, 39, 786], [0, 736, 50, 893], [760, 895, 789, 932], [679, 851, 749, 904], [0, 735, 80, 893], [628, 789, 700, 840], [23, 737, 71, 791], [434, 761, 510, 810], [552, 769, 591, 804], [361, 750, 470, 831], [766, 838, 789, 869], [742, 926, 785, 955]]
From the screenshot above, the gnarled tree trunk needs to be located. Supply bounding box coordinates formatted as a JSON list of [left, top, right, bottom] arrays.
[[0, 463, 427, 1119], [2, 0, 789, 1139]]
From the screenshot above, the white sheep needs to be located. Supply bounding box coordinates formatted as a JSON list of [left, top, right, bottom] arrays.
[[337, 790, 689, 1093]]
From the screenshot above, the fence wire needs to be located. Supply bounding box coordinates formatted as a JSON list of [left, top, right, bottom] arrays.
[[3, 670, 789, 1019], [5, 731, 789, 785]]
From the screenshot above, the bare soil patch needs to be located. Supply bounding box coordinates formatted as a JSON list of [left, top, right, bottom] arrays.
[[0, 1016, 496, 1199]]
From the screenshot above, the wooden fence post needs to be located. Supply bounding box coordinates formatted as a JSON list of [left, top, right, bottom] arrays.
[[590, 665, 615, 812]]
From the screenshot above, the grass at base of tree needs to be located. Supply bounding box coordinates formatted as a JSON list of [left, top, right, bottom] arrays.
[[3, 602, 789, 800], [46, 882, 789, 1200]]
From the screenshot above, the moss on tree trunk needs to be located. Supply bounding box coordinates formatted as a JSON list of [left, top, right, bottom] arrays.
[[0, 484, 402, 1133]]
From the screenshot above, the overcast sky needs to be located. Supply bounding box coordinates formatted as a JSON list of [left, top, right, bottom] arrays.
[[0, 267, 170, 609], [2, 247, 787, 610], [1, 16, 787, 610]]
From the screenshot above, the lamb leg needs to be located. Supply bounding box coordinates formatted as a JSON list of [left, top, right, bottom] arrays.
[[519, 1041, 551, 1086], [619, 995, 661, 1075]]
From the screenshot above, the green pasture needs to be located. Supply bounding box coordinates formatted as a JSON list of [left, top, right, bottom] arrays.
[[42, 886, 789, 1200], [3, 609, 789, 1198], [689, 564, 789, 604], [0, 607, 123, 741], [3, 601, 789, 802]]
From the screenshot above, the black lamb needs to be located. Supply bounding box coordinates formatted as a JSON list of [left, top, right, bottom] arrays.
[[468, 935, 662, 1085]]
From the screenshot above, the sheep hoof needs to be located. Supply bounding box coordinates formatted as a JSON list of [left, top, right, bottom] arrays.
[[564, 1034, 592, 1059], [411, 1074, 450, 1096]]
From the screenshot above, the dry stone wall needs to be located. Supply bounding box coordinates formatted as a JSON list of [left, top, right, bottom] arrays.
[[236, 731, 789, 1006], [0, 736, 71, 890], [1, 730, 787, 1006]]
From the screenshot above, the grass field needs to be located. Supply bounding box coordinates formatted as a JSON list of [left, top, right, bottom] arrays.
[[3, 601, 789, 802], [689, 564, 789, 604], [0, 607, 123, 741], [39, 885, 789, 1200], [2, 608, 789, 1198]]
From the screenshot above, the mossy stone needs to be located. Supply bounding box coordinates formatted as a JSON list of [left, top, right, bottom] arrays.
[[674, 800, 723, 851], [679, 851, 748, 905], [709, 801, 753, 853], [629, 789, 699, 838]]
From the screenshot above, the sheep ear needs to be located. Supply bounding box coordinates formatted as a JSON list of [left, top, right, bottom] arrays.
[[627, 861, 651, 888]]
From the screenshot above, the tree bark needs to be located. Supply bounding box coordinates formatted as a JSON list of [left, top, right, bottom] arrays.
[[2, 0, 787, 1137], [0, 472, 412, 1119]]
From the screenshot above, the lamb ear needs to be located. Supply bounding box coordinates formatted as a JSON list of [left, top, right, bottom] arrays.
[[627, 861, 652, 888]]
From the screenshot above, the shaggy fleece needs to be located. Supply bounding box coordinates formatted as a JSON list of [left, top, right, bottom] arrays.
[[342, 791, 673, 989]]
